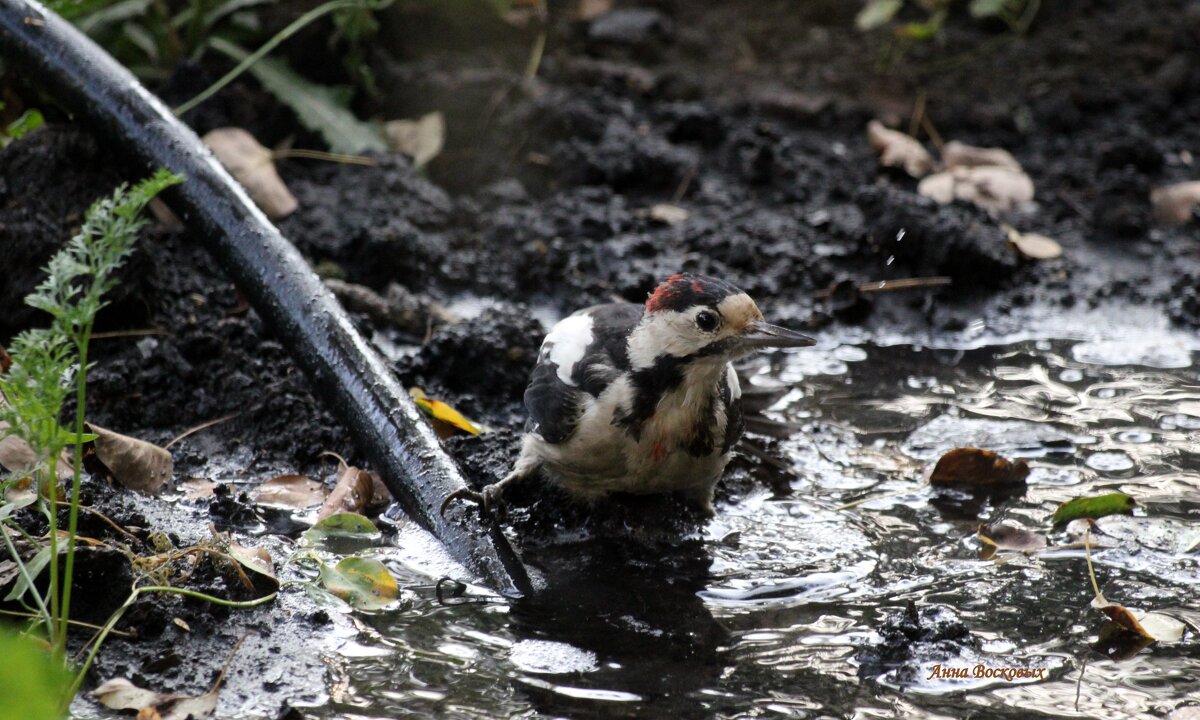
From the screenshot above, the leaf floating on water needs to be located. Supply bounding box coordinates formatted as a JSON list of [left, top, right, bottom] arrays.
[[409, 387, 483, 436], [1092, 595, 1187, 643], [317, 462, 374, 522], [1150, 181, 1200, 226], [928, 447, 1030, 489], [84, 422, 173, 495], [203, 127, 298, 220], [867, 120, 934, 178], [301, 512, 379, 546], [252, 474, 326, 510], [1005, 226, 1063, 260], [384, 111, 445, 168], [1051, 492, 1136, 528], [318, 556, 400, 610], [977, 521, 1048, 559]]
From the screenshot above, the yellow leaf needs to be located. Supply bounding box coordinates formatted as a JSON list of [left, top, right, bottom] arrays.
[[409, 388, 483, 436]]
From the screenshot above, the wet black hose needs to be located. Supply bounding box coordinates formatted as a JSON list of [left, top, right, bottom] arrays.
[[0, 0, 532, 596]]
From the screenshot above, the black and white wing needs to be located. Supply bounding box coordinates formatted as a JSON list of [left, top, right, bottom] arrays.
[[524, 303, 642, 444]]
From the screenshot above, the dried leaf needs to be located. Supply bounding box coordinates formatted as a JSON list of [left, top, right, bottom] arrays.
[[1006, 227, 1062, 260], [85, 423, 173, 494], [942, 140, 1022, 171], [228, 541, 278, 592], [1051, 492, 1136, 528], [977, 521, 1048, 556], [856, 0, 902, 30], [576, 0, 613, 21], [0, 419, 72, 482], [1092, 595, 1187, 642], [318, 556, 400, 610], [648, 203, 689, 226], [0, 344, 10, 374], [203, 128, 298, 220], [253, 474, 326, 510], [928, 447, 1030, 489], [383, 111, 445, 168], [1151, 181, 1200, 226], [179, 478, 216, 501], [918, 165, 1034, 212], [409, 388, 483, 436], [94, 677, 219, 720], [867, 120, 934, 178], [317, 462, 374, 522]]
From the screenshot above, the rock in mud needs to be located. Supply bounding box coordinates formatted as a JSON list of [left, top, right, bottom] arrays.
[[406, 305, 544, 404], [1092, 168, 1152, 239], [854, 185, 1018, 284], [587, 7, 674, 57]]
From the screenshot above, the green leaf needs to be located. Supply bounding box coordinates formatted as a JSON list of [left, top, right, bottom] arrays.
[[6, 110, 44, 141], [317, 556, 399, 609], [4, 545, 52, 602], [855, 0, 902, 30], [0, 627, 72, 719], [301, 511, 379, 546], [1052, 492, 1137, 528], [209, 39, 386, 155], [968, 0, 1008, 18]]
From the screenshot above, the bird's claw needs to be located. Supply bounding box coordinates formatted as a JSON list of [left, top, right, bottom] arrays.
[[440, 485, 501, 517]]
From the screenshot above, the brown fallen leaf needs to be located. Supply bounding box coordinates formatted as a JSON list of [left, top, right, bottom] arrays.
[[918, 165, 1035, 213], [867, 120, 934, 178], [179, 478, 216, 501], [1150, 181, 1200, 226], [576, 0, 613, 20], [0, 418, 75, 483], [1092, 594, 1187, 643], [317, 460, 375, 522], [648, 203, 689, 226], [0, 344, 10, 374], [252, 474, 326, 510], [228, 540, 278, 593], [94, 635, 245, 719], [84, 423, 173, 495], [384, 112, 445, 168], [1005, 226, 1063, 260], [942, 141, 1022, 172], [928, 447, 1030, 489], [977, 521, 1048, 553], [203, 127, 298, 220]]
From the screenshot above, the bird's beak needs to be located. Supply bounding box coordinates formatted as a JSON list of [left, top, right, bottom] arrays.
[[739, 321, 816, 349]]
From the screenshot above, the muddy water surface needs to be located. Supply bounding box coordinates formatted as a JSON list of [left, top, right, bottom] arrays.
[[311, 333, 1200, 720]]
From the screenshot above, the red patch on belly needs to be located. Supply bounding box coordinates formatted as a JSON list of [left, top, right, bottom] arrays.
[[650, 442, 667, 462]]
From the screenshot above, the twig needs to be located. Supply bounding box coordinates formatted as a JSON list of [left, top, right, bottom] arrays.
[[165, 413, 239, 450], [908, 91, 925, 139], [53, 501, 141, 545], [90, 328, 164, 340], [814, 276, 952, 300], [272, 149, 375, 166]]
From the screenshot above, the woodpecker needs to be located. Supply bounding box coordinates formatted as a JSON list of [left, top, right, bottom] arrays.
[[442, 273, 815, 516]]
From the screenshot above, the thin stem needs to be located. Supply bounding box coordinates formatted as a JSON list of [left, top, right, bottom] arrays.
[[0, 522, 53, 629], [45, 453, 61, 658], [0, 608, 135, 638], [59, 324, 91, 657], [271, 149, 376, 166], [173, 0, 360, 116], [65, 585, 277, 709]]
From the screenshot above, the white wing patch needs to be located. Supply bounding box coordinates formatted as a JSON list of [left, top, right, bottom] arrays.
[[544, 311, 594, 386], [725, 364, 741, 401]]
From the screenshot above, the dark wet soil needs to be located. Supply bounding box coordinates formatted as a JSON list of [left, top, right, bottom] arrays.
[[2, 0, 1199, 716]]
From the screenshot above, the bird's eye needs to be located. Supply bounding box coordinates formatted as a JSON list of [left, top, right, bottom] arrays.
[[695, 310, 720, 332]]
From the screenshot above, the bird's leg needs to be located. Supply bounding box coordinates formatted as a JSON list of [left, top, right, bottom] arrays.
[[440, 449, 540, 517]]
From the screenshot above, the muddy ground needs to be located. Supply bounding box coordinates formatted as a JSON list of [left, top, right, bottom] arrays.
[[2, 0, 1199, 716]]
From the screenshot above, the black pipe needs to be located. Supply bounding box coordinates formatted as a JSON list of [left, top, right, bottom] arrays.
[[0, 0, 532, 596]]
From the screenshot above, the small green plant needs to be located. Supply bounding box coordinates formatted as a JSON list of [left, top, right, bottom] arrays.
[[856, 0, 1040, 53], [0, 169, 181, 678]]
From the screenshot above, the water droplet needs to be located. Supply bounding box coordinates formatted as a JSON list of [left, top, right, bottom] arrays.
[[1059, 368, 1084, 383]]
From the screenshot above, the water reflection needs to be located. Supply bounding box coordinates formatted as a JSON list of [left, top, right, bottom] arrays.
[[320, 339, 1200, 720]]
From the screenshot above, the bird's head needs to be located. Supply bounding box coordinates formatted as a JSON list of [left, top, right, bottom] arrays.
[[628, 273, 814, 368]]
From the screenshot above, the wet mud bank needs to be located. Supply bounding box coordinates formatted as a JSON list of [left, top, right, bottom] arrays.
[[2, 0, 1200, 717]]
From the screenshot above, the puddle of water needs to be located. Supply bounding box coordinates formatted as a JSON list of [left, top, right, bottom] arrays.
[[309, 339, 1200, 720]]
